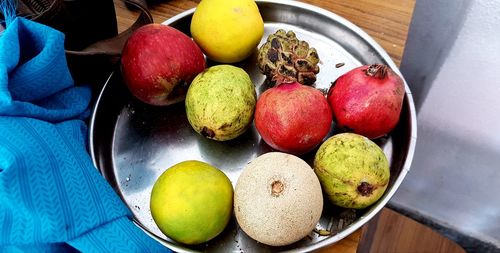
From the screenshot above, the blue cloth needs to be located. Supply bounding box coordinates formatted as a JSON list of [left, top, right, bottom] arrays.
[[0, 16, 171, 253]]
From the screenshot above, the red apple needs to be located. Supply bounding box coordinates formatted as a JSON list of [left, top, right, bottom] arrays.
[[121, 24, 206, 106]]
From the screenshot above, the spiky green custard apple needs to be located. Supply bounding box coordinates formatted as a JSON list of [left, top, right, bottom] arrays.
[[257, 29, 320, 85]]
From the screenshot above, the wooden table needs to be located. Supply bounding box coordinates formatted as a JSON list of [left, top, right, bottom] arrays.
[[114, 0, 415, 252]]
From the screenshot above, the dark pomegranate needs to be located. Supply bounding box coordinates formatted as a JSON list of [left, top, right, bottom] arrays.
[[327, 64, 405, 139], [255, 82, 332, 155]]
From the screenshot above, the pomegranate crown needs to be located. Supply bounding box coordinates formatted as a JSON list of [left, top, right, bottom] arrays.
[[364, 64, 390, 79]]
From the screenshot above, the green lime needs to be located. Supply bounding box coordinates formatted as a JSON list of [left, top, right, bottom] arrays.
[[150, 160, 233, 244]]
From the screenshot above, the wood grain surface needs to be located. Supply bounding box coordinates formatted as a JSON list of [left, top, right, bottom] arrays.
[[299, 0, 415, 66], [115, 0, 415, 66], [114, 0, 416, 252], [358, 208, 466, 253]]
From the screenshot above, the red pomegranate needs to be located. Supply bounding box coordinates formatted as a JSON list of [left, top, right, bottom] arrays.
[[255, 82, 332, 155], [327, 64, 405, 139], [121, 24, 206, 106]]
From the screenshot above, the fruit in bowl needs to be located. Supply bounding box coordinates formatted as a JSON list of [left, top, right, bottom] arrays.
[[190, 0, 264, 63], [150, 160, 233, 245], [257, 29, 320, 86], [254, 29, 330, 155], [255, 81, 332, 155], [185, 65, 257, 141], [327, 64, 405, 139], [314, 133, 390, 209], [234, 152, 323, 246], [121, 24, 206, 106]]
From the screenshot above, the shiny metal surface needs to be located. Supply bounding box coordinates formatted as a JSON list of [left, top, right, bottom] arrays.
[[89, 0, 417, 252]]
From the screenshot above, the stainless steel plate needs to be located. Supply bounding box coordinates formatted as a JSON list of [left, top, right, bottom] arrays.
[[89, 0, 417, 252]]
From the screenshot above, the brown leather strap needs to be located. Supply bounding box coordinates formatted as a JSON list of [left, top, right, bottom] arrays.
[[17, 0, 60, 21], [66, 0, 153, 56], [9, 0, 154, 84]]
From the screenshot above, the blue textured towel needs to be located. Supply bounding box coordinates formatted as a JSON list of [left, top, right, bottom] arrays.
[[0, 11, 171, 253]]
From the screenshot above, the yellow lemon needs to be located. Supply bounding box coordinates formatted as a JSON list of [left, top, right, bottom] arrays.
[[190, 0, 264, 63], [150, 160, 233, 245]]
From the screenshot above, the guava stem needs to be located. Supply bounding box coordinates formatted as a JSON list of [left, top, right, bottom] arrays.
[[201, 127, 215, 138], [357, 182, 375, 196]]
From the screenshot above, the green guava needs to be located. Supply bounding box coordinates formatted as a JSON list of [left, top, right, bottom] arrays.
[[313, 133, 390, 209], [185, 65, 256, 141]]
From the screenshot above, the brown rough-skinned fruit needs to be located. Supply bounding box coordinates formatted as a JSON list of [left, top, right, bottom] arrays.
[[257, 29, 320, 85]]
